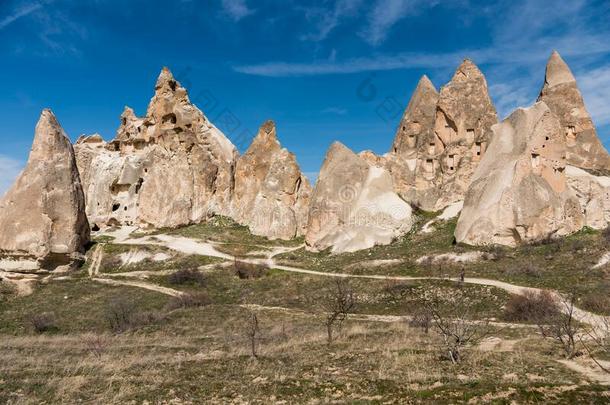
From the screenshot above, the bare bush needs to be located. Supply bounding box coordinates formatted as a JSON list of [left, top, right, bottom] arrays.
[[420, 297, 491, 363], [580, 317, 610, 373], [165, 292, 212, 311], [29, 312, 58, 334], [502, 290, 559, 322], [246, 311, 260, 358], [409, 304, 432, 334], [234, 260, 269, 279], [168, 268, 206, 286], [536, 293, 581, 359], [321, 279, 356, 344], [82, 333, 110, 359], [105, 297, 135, 333]]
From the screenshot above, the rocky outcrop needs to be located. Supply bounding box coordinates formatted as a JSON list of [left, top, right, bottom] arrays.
[[0, 110, 90, 269], [306, 142, 413, 253], [386, 60, 498, 211], [75, 68, 238, 230], [565, 166, 610, 229], [537, 51, 610, 170], [231, 121, 311, 240], [455, 102, 583, 246]]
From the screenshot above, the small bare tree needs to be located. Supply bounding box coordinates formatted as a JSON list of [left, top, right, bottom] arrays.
[[580, 317, 610, 373], [536, 293, 580, 359], [246, 311, 260, 358], [321, 278, 356, 344], [421, 296, 491, 363]]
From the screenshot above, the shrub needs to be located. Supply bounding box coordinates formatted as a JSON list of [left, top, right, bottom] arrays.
[[502, 290, 560, 322], [105, 297, 135, 333], [580, 291, 610, 314], [29, 312, 58, 334], [234, 261, 269, 279], [168, 268, 206, 286], [165, 292, 212, 311]]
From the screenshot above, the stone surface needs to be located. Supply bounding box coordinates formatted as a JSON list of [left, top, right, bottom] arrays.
[[75, 68, 238, 229], [0, 110, 90, 268], [455, 102, 583, 246], [387, 61, 498, 211], [537, 51, 610, 170], [565, 165, 610, 230], [306, 142, 413, 253], [231, 120, 311, 240]]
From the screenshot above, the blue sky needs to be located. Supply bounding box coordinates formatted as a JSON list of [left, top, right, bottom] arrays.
[[1, 0, 610, 192]]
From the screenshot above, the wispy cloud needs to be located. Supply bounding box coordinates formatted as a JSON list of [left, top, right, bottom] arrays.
[[0, 155, 23, 197], [578, 65, 610, 127], [301, 0, 364, 42], [0, 0, 50, 30], [221, 0, 255, 22], [322, 107, 348, 115], [360, 0, 433, 46]]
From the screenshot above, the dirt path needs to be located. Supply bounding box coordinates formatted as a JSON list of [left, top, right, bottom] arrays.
[[101, 228, 609, 330], [557, 359, 610, 385], [88, 244, 104, 277], [92, 277, 184, 297]]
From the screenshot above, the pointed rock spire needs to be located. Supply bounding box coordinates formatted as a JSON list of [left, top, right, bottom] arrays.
[[451, 59, 485, 82], [391, 75, 439, 156], [0, 109, 89, 268], [155, 67, 177, 90], [537, 51, 610, 170], [543, 51, 576, 88], [231, 120, 311, 239]]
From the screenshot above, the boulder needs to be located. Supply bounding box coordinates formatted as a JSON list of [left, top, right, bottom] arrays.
[[0, 110, 90, 269], [306, 142, 413, 253], [75, 67, 238, 229], [231, 121, 311, 239], [387, 60, 498, 211], [455, 102, 583, 246], [537, 51, 610, 170]]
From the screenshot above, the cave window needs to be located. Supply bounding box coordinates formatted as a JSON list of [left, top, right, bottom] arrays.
[[112, 203, 120, 212], [91, 224, 100, 232], [162, 113, 177, 125], [144, 168, 148, 173], [531, 153, 540, 168], [448, 155, 456, 171], [122, 118, 127, 126], [475, 142, 482, 156], [169, 80, 177, 92], [124, 206, 128, 211], [402, 126, 406, 131], [545, 136, 549, 141], [135, 178, 144, 194], [425, 159, 434, 172]]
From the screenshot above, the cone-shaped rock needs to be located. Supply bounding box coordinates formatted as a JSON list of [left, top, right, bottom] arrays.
[[537, 51, 610, 170], [75, 67, 238, 229], [231, 120, 312, 239], [305, 142, 413, 253], [0, 110, 90, 269], [384, 60, 498, 212], [455, 102, 583, 246]]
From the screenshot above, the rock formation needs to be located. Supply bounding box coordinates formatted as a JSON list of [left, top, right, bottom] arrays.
[[537, 51, 610, 170], [75, 68, 238, 230], [565, 166, 610, 230], [231, 121, 311, 240], [455, 102, 583, 246], [387, 60, 498, 211], [0, 110, 90, 269], [306, 142, 413, 253]]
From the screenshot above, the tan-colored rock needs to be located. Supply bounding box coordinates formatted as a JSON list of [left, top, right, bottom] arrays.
[[537, 51, 610, 170], [565, 165, 610, 229], [75, 67, 238, 229], [306, 142, 413, 253], [231, 121, 311, 240], [387, 61, 498, 211], [455, 102, 583, 246], [0, 110, 90, 268]]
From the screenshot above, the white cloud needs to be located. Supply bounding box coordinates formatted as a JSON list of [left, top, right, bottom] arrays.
[[0, 155, 24, 197], [578, 65, 610, 127], [0, 0, 48, 30], [301, 0, 364, 42], [221, 0, 255, 22], [360, 0, 439, 46]]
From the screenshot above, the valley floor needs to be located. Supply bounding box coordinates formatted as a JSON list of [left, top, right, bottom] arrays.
[[1, 216, 610, 403]]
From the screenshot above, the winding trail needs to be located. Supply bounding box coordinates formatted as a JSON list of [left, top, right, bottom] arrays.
[[92, 277, 184, 297], [98, 227, 610, 330]]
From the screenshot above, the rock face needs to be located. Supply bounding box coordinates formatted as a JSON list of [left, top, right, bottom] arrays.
[[231, 121, 311, 240], [387, 60, 498, 211], [565, 166, 610, 230], [75, 68, 238, 230], [305, 142, 413, 253], [537, 51, 610, 170], [455, 102, 583, 246], [0, 110, 90, 267]]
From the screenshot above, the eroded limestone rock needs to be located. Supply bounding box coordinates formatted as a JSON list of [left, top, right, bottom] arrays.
[[306, 142, 413, 253], [565, 165, 610, 230], [231, 121, 311, 240], [0, 110, 90, 269], [75, 68, 238, 229], [455, 102, 583, 246], [537, 51, 610, 170], [387, 61, 498, 211]]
